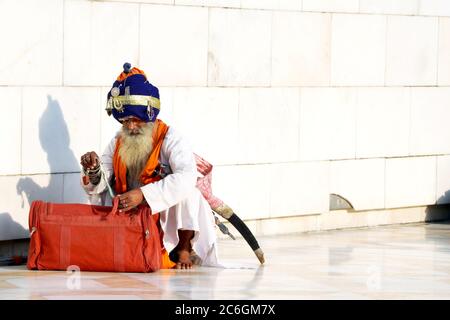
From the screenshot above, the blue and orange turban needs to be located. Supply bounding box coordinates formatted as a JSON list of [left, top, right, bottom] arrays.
[[106, 63, 160, 123]]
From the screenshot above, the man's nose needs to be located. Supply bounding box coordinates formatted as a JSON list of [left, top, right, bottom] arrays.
[[127, 122, 138, 130]]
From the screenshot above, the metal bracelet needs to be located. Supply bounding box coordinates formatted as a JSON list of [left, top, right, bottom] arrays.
[[84, 165, 101, 185]]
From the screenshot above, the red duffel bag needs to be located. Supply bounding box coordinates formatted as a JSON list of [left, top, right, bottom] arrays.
[[27, 197, 162, 272]]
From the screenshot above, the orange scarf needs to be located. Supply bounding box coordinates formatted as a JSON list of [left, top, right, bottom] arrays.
[[113, 119, 169, 194], [113, 119, 175, 269]]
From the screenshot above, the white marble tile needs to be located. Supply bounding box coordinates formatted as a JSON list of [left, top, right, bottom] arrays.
[[331, 14, 386, 86], [278, 0, 302, 10], [22, 87, 101, 174], [238, 88, 300, 164], [63, 173, 90, 204], [156, 87, 175, 126], [210, 165, 241, 213], [241, 0, 302, 10], [99, 124, 119, 157], [299, 88, 357, 161], [356, 87, 410, 158], [233, 165, 271, 220], [109, 0, 173, 4], [386, 16, 438, 86], [140, 5, 208, 87], [258, 214, 320, 235], [175, 0, 206, 5], [176, 0, 240, 7], [359, 0, 419, 15], [6, 274, 109, 291], [269, 161, 329, 217], [0, 174, 63, 241], [385, 157, 436, 208], [303, 0, 359, 13], [100, 87, 122, 153], [211, 165, 271, 221], [436, 155, 450, 205], [208, 164, 271, 221], [419, 0, 450, 16], [206, 0, 241, 8], [0, 88, 22, 175], [208, 8, 272, 86], [272, 12, 331, 86], [175, 1, 242, 8], [171, 87, 239, 165], [438, 18, 450, 85], [64, 0, 139, 86], [410, 87, 450, 155], [330, 159, 385, 211], [0, 0, 63, 85], [241, 0, 279, 10]]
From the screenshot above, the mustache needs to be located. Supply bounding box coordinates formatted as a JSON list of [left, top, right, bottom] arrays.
[[123, 126, 145, 136]]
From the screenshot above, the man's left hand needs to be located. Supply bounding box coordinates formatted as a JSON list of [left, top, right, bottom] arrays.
[[117, 189, 144, 213]]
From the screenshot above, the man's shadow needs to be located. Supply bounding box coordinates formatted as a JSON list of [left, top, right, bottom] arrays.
[[0, 212, 29, 240], [16, 95, 81, 214]]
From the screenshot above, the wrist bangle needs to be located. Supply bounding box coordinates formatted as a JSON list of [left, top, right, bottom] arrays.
[[84, 165, 100, 176]]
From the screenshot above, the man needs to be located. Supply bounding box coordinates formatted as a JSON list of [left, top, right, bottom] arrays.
[[80, 64, 219, 269]]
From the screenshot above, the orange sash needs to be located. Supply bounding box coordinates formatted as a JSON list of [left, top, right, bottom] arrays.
[[113, 119, 176, 269]]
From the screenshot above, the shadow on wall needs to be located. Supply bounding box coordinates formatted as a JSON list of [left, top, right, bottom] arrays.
[[16, 95, 80, 211], [0, 212, 29, 240], [425, 191, 450, 224]]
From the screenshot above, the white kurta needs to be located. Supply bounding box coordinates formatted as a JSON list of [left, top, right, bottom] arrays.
[[80, 126, 220, 267]]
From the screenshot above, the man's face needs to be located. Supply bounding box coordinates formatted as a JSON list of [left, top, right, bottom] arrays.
[[120, 116, 146, 135]]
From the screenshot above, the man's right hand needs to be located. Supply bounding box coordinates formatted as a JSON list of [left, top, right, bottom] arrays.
[[80, 151, 99, 170]]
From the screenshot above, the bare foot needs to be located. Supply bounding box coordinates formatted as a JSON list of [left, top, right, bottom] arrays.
[[169, 249, 193, 269], [176, 250, 193, 270], [170, 229, 195, 270]]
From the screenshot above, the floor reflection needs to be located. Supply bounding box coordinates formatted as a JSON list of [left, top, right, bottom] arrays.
[[1, 221, 450, 300]]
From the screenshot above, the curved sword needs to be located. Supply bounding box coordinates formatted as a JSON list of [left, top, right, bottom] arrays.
[[194, 154, 265, 265]]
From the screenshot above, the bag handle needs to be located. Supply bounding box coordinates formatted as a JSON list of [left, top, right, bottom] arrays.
[[110, 196, 119, 215], [100, 196, 119, 218]]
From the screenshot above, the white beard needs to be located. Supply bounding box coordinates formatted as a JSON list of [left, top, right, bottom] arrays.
[[118, 122, 154, 187]]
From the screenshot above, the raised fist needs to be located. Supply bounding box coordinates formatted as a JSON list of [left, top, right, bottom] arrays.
[[80, 151, 99, 171]]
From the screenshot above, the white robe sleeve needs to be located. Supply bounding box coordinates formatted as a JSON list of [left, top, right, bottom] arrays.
[[80, 136, 116, 198], [141, 127, 198, 214]]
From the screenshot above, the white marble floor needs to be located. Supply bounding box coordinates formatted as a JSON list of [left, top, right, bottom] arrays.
[[1, 221, 450, 300]]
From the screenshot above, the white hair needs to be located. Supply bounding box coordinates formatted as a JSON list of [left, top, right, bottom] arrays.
[[118, 122, 155, 188]]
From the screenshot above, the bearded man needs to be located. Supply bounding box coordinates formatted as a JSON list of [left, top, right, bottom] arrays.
[[80, 64, 219, 269]]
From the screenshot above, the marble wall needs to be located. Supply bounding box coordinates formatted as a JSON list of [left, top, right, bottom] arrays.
[[1, 0, 450, 240]]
